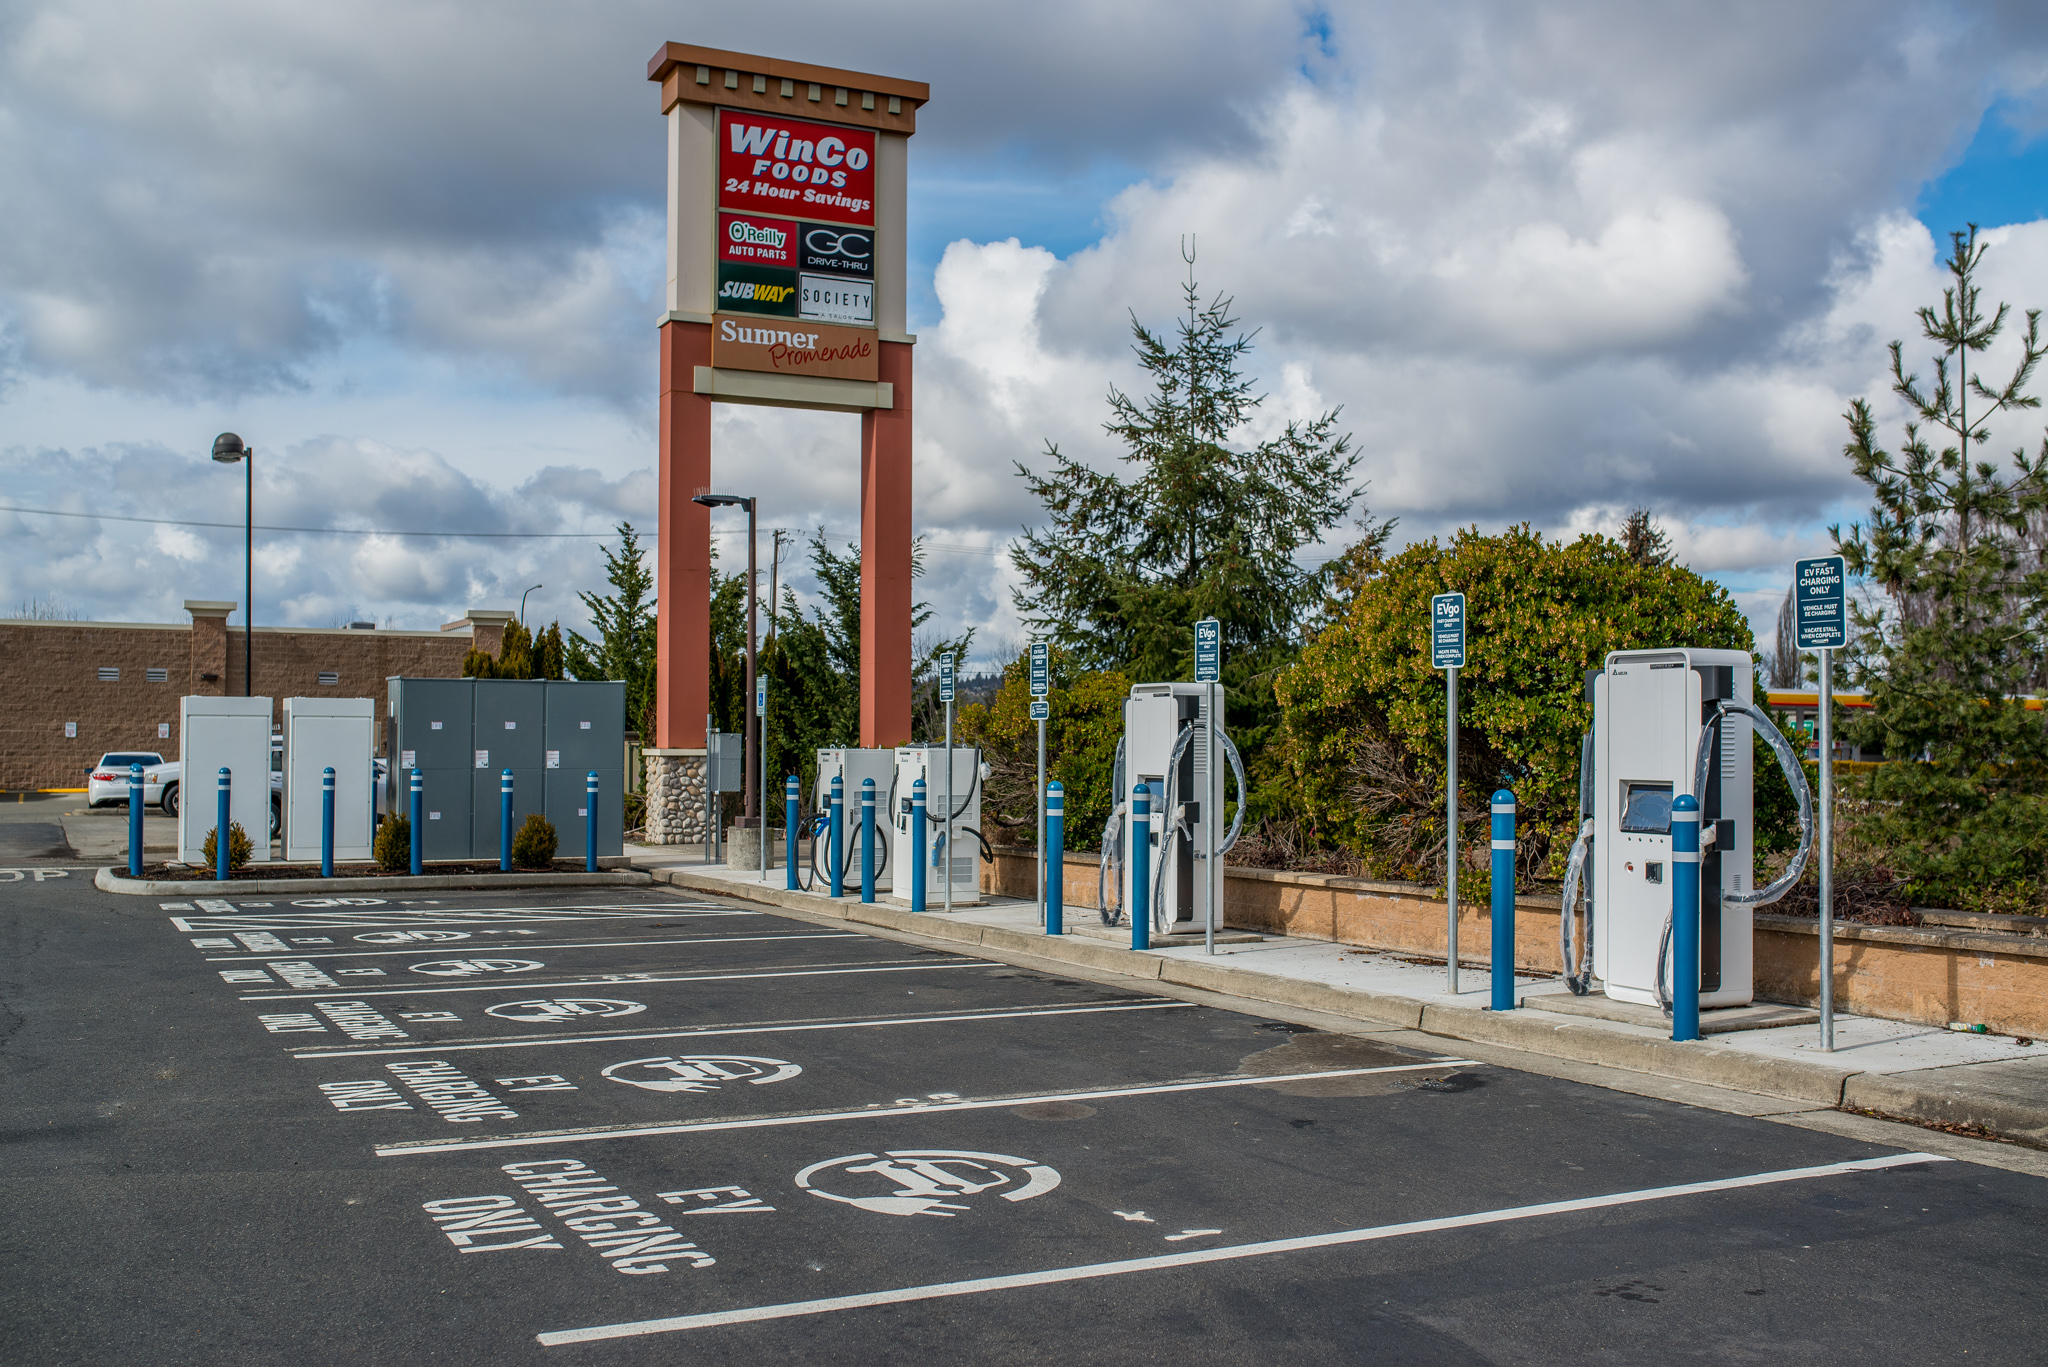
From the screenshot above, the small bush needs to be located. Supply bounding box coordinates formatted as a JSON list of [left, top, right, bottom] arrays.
[[375, 816, 411, 872], [622, 791, 647, 832], [512, 813, 558, 868], [202, 822, 254, 872]]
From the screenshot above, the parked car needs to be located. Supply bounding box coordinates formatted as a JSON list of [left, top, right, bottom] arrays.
[[86, 753, 169, 808], [152, 736, 284, 838]]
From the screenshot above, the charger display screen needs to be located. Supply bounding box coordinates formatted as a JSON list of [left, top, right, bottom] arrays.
[[1619, 781, 1674, 834]]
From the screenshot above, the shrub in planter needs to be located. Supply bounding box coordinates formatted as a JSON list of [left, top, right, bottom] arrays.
[[374, 816, 411, 872], [512, 813, 558, 869], [202, 822, 254, 871]]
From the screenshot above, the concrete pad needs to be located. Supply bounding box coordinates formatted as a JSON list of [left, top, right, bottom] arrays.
[[1708, 1013, 2045, 1073], [1767, 1107, 2048, 1177], [1521, 989, 1819, 1034]]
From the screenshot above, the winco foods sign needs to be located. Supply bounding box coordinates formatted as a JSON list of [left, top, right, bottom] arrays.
[[718, 111, 875, 226]]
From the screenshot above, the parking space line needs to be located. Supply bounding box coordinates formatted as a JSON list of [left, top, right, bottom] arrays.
[[374, 1060, 1479, 1157], [205, 932, 861, 961], [238, 959, 985, 1001], [292, 999, 1197, 1059], [535, 1152, 1951, 1346]]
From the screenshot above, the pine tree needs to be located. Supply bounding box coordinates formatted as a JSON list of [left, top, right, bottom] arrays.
[[566, 523, 658, 735], [1619, 508, 1675, 567], [1832, 225, 2048, 905]]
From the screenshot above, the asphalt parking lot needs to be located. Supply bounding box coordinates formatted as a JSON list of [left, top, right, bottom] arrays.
[[4, 872, 2045, 1363]]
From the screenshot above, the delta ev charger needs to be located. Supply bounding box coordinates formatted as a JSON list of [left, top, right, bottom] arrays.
[[892, 746, 984, 905], [1558, 648, 1814, 1011], [1099, 683, 1247, 935]]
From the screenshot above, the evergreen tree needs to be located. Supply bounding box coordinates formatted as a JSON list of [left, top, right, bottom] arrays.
[[1833, 225, 2048, 905], [566, 523, 658, 734], [1619, 508, 1675, 567]]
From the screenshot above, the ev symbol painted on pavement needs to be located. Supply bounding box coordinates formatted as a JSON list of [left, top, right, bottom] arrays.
[[290, 897, 388, 907], [487, 998, 647, 1023], [793, 1149, 1062, 1218], [601, 1055, 802, 1094], [356, 930, 470, 944], [409, 958, 545, 977]]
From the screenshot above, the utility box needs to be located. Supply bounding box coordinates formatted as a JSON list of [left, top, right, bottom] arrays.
[[472, 679, 546, 858], [1592, 649, 1755, 1008], [386, 678, 474, 861], [543, 680, 626, 859], [891, 746, 982, 904], [281, 697, 374, 862], [816, 747, 895, 889], [1122, 683, 1226, 934], [178, 695, 274, 865]]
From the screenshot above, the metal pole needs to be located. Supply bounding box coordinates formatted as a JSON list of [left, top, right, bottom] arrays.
[[408, 768, 422, 876], [244, 454, 252, 698], [1206, 681, 1216, 956], [1671, 794, 1702, 1042], [500, 768, 513, 872], [1130, 783, 1151, 951], [944, 697, 954, 915], [1046, 781, 1064, 935], [216, 767, 231, 882], [706, 712, 715, 865], [760, 682, 768, 882], [1446, 664, 1460, 994], [1818, 647, 1835, 1051], [321, 766, 335, 879], [1490, 789, 1515, 1010], [784, 774, 799, 891], [910, 778, 927, 913], [828, 775, 844, 897], [1036, 715, 1046, 925], [585, 771, 598, 873], [128, 764, 144, 877], [743, 501, 758, 838], [860, 777, 876, 904]]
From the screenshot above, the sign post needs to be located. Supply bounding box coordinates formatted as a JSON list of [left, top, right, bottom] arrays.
[[1195, 618, 1221, 956], [1795, 554, 1847, 1051], [940, 657, 955, 915], [1031, 642, 1050, 925], [1432, 592, 1467, 995]]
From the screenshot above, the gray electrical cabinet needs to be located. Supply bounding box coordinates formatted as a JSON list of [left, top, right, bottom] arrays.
[[387, 678, 474, 861], [472, 680, 547, 856], [543, 680, 625, 858]]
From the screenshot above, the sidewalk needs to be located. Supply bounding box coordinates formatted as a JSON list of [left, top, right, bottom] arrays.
[[629, 843, 2048, 1152]]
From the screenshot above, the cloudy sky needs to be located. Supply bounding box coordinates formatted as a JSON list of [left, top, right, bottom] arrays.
[[3, 0, 2046, 667]]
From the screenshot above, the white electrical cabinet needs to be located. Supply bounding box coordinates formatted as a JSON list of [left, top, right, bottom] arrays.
[[282, 697, 375, 863], [890, 746, 982, 904], [815, 748, 896, 889], [1122, 683, 1225, 935], [1593, 648, 1755, 1008], [177, 695, 274, 865]]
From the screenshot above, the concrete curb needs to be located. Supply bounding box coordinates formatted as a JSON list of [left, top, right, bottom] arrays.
[[96, 867, 654, 895], [641, 864, 2048, 1147]]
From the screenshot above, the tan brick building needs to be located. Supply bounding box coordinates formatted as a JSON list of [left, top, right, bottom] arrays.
[[0, 602, 512, 791]]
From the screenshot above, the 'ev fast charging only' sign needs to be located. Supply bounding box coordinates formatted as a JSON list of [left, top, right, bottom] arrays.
[[1794, 556, 1847, 650]]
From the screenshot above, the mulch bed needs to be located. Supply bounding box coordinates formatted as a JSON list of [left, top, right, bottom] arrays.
[[138, 859, 604, 881]]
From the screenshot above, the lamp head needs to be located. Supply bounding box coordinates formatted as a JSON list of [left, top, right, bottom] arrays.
[[691, 492, 752, 510], [211, 432, 247, 463]]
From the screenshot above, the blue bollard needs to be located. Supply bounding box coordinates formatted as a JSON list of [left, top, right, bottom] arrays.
[[1046, 781, 1065, 936], [586, 771, 598, 872], [215, 767, 232, 882], [128, 764, 144, 877], [1671, 794, 1702, 1041], [1131, 783, 1151, 951], [910, 778, 927, 912], [1490, 789, 1516, 1010], [860, 778, 877, 904], [499, 768, 513, 872], [785, 776, 800, 890], [321, 766, 336, 878], [828, 776, 844, 897], [409, 768, 423, 876]]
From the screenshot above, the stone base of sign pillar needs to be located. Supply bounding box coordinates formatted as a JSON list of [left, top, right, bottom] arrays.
[[643, 749, 707, 846]]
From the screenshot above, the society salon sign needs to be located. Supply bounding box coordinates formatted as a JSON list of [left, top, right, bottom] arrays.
[[712, 314, 879, 382]]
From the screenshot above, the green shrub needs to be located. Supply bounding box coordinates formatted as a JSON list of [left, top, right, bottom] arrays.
[[202, 822, 253, 872], [622, 791, 648, 832], [512, 813, 558, 869], [374, 816, 411, 872]]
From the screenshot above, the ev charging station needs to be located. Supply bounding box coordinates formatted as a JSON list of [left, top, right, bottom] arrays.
[[815, 748, 895, 889], [281, 697, 374, 863], [177, 694, 274, 865], [1561, 647, 1814, 1013], [1101, 682, 1246, 938], [891, 746, 983, 905]]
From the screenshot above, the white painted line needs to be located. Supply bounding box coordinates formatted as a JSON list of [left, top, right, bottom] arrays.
[[294, 1000, 1197, 1059], [206, 932, 860, 962], [375, 1060, 1478, 1157], [536, 1152, 1951, 1345], [239, 959, 984, 1002]]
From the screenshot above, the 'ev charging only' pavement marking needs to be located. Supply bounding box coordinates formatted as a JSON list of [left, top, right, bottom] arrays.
[[201, 932, 862, 962], [533, 1152, 1952, 1346], [236, 959, 985, 1002]]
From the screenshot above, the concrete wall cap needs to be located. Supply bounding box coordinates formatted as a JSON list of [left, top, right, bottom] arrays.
[[184, 601, 237, 618]]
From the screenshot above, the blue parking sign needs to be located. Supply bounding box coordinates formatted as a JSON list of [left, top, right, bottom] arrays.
[[1431, 593, 1466, 669], [1794, 556, 1846, 650]]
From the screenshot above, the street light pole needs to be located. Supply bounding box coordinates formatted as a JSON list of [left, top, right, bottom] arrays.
[[519, 584, 543, 625], [212, 434, 254, 696]]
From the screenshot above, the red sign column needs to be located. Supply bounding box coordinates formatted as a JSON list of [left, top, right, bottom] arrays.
[[656, 321, 712, 751], [860, 340, 914, 748]]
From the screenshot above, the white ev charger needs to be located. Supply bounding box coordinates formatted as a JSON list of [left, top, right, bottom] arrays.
[[1559, 648, 1815, 1011], [814, 747, 896, 889], [1098, 683, 1248, 934], [890, 746, 986, 905]]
